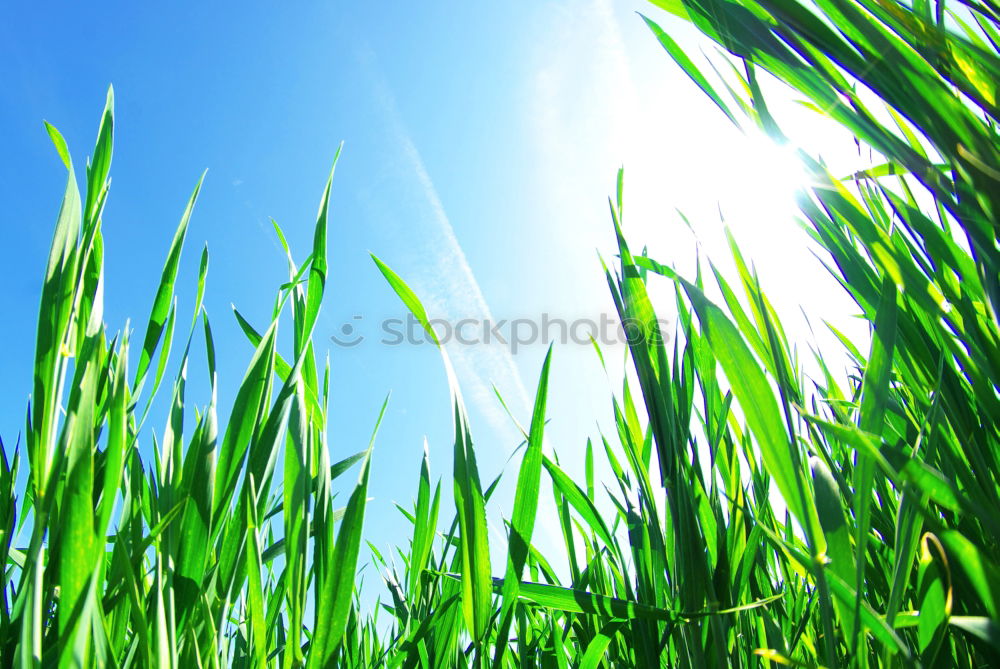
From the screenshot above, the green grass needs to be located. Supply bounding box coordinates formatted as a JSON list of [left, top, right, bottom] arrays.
[[2, 0, 999, 666]]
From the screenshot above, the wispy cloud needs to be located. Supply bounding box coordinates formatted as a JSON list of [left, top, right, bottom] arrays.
[[362, 49, 532, 437]]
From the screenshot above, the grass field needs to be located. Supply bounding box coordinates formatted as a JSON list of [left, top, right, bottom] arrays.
[[2, 0, 999, 666]]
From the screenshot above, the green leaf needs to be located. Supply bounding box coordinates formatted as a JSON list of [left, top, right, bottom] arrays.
[[493, 345, 553, 669], [300, 145, 342, 353], [310, 397, 385, 666], [950, 616, 1000, 651], [940, 530, 1000, 619], [245, 480, 268, 669], [134, 171, 206, 396], [579, 621, 626, 669], [542, 456, 615, 550], [371, 254, 440, 345], [640, 14, 739, 127], [917, 533, 950, 659]]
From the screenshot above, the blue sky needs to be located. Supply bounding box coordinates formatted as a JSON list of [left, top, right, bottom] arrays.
[[0, 1, 866, 582]]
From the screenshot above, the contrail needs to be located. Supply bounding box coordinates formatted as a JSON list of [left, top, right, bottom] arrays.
[[363, 48, 533, 435]]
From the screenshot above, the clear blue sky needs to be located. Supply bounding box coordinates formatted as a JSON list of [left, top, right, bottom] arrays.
[[0, 1, 864, 581]]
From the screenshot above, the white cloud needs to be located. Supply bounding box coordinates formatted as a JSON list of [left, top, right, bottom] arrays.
[[365, 53, 533, 436]]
